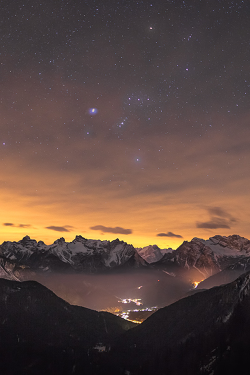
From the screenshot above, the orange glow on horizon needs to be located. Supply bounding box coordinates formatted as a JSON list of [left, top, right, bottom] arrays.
[[1, 179, 249, 249], [1, 84, 249, 248]]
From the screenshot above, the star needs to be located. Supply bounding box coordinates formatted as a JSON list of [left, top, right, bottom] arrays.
[[88, 108, 98, 115]]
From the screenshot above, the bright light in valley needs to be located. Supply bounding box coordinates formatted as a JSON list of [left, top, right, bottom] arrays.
[[193, 280, 204, 288]]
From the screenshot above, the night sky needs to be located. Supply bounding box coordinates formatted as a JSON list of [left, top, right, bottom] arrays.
[[1, 0, 249, 248]]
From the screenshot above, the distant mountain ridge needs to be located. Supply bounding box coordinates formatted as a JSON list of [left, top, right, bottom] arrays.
[[1, 234, 250, 281], [0, 235, 140, 274]]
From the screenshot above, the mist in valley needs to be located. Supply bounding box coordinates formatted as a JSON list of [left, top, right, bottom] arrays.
[[33, 269, 194, 313]]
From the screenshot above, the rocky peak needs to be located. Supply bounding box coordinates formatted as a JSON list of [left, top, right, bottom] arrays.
[[73, 235, 86, 243], [211, 234, 250, 252], [175, 238, 214, 264], [19, 236, 38, 248], [136, 245, 167, 264], [110, 238, 124, 247], [22, 235, 31, 241], [53, 237, 66, 245], [38, 240, 46, 246]]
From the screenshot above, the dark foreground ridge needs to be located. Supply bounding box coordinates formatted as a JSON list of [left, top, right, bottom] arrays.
[[2, 273, 250, 374], [109, 271, 250, 375], [0, 278, 135, 375]]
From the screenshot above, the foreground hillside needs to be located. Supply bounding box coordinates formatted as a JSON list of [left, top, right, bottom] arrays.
[[2, 273, 250, 374], [0, 278, 135, 375], [108, 271, 250, 374]]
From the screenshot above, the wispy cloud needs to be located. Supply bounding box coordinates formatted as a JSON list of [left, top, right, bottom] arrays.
[[3, 223, 31, 228], [206, 207, 237, 222], [196, 218, 231, 229], [197, 206, 237, 229]]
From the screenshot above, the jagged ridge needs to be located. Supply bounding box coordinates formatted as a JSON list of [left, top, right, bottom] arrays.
[[0, 235, 144, 273], [1, 234, 250, 279]]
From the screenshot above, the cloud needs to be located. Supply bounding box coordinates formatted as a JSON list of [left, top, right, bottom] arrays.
[[3, 223, 31, 228], [90, 225, 132, 235], [196, 217, 231, 229], [157, 232, 183, 238], [207, 207, 237, 222], [45, 226, 71, 232], [197, 206, 237, 229], [207, 207, 229, 217]]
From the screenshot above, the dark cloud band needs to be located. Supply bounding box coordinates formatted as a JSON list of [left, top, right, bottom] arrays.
[[90, 225, 132, 235], [157, 232, 183, 238], [45, 226, 71, 232]]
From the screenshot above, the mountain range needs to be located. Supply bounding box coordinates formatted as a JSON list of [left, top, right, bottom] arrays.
[[1, 234, 250, 285]]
